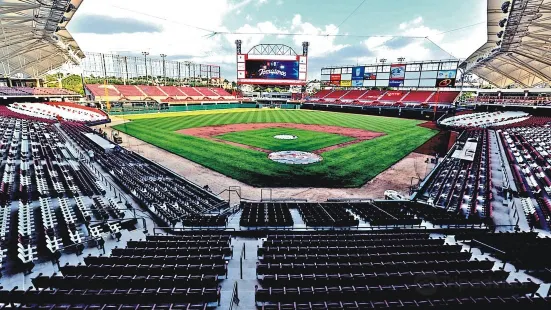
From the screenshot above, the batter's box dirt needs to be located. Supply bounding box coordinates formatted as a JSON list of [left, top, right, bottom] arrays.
[[177, 123, 385, 154]]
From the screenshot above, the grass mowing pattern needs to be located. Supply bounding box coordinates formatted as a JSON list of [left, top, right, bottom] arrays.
[[114, 110, 437, 187], [215, 127, 354, 152]]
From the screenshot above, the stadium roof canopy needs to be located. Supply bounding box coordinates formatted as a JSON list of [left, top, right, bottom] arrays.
[[0, 0, 84, 79], [460, 0, 551, 88]]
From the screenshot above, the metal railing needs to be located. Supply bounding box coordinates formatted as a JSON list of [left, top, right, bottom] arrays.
[[228, 281, 239, 310]]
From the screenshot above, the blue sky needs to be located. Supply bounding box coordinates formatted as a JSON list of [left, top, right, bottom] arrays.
[[69, 0, 488, 80]]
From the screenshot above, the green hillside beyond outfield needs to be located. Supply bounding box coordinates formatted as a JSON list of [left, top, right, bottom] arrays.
[[114, 110, 437, 187]]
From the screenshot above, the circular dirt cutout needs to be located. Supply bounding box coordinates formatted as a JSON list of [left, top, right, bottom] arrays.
[[274, 134, 298, 140], [268, 151, 322, 165]]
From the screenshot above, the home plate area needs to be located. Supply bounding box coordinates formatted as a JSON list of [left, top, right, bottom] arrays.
[[268, 151, 323, 164]]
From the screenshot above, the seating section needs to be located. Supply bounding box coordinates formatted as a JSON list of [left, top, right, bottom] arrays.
[[0, 86, 78, 97], [8, 102, 109, 123], [160, 86, 185, 96], [307, 90, 458, 111], [401, 91, 433, 102], [0, 116, 133, 272], [456, 232, 551, 283], [470, 92, 550, 106], [439, 111, 531, 129], [86, 84, 236, 101], [138, 85, 167, 97], [179, 87, 204, 97], [499, 125, 551, 228], [297, 203, 359, 227], [240, 202, 293, 227], [416, 130, 491, 218], [255, 231, 542, 309], [116, 85, 144, 97], [10, 234, 228, 308], [60, 122, 229, 228]]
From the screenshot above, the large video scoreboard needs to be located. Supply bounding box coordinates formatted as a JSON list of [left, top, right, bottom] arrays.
[[237, 54, 307, 85], [321, 60, 460, 88]]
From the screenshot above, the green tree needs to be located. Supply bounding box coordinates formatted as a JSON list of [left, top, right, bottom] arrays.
[[61, 74, 85, 95]]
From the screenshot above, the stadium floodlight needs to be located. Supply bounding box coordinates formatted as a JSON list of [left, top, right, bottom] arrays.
[[497, 31, 504, 38], [380, 59, 387, 63], [160, 54, 167, 85], [142, 52, 150, 84], [501, 1, 511, 13], [499, 18, 507, 27]]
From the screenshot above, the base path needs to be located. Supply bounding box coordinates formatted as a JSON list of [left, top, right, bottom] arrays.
[[177, 123, 385, 154], [99, 120, 433, 201]]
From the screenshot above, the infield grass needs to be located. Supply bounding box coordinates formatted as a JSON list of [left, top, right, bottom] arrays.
[[113, 109, 437, 187], [215, 127, 354, 152]]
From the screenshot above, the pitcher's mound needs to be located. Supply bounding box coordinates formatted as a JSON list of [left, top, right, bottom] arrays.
[[268, 151, 322, 165]]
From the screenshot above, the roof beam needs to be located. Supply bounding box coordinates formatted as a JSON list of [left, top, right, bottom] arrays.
[[483, 64, 529, 88], [506, 54, 551, 82]]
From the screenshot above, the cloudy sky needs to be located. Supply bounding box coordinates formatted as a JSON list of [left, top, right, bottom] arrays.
[[68, 0, 488, 81]]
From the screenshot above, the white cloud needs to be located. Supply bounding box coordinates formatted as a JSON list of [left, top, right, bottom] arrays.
[[362, 16, 483, 63], [276, 0, 284, 5], [245, 14, 252, 21]]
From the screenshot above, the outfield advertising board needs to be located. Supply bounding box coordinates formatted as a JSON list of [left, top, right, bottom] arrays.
[[389, 64, 406, 80], [435, 78, 456, 87], [352, 67, 365, 80], [320, 60, 459, 88], [340, 80, 352, 87]]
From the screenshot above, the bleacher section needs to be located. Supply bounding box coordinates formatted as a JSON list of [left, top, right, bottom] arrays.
[[468, 92, 551, 107], [415, 130, 491, 218], [439, 111, 531, 129], [0, 86, 79, 97], [86, 84, 236, 102], [7, 102, 109, 123], [308, 89, 459, 108], [139, 85, 167, 97]]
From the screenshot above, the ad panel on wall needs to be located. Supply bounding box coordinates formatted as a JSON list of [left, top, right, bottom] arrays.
[[435, 78, 456, 87], [352, 66, 365, 80], [437, 70, 457, 79], [364, 72, 377, 80], [389, 80, 404, 87], [389, 64, 406, 80]]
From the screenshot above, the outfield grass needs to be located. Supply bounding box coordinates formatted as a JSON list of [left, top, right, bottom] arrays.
[[215, 127, 354, 152], [114, 110, 437, 187]]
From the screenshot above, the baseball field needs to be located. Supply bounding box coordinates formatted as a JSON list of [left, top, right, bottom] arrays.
[[113, 109, 437, 187]]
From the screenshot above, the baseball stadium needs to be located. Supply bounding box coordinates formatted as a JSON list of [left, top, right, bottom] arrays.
[[0, 0, 551, 309]]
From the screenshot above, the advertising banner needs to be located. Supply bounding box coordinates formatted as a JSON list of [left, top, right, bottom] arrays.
[[437, 70, 457, 79], [245, 60, 299, 80], [341, 73, 352, 81], [352, 67, 365, 80], [435, 78, 456, 87], [364, 72, 377, 80], [330, 80, 340, 86], [340, 80, 352, 87], [389, 64, 406, 80], [330, 74, 341, 81], [389, 80, 404, 87], [352, 80, 363, 87]]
